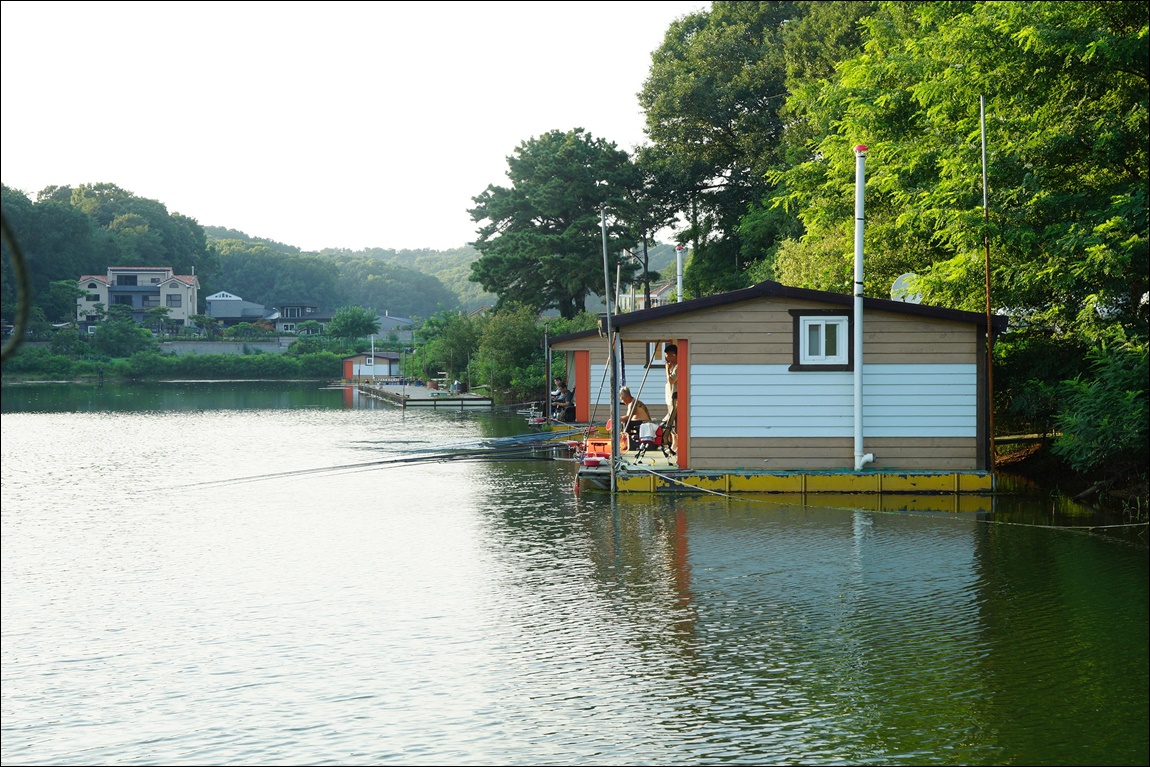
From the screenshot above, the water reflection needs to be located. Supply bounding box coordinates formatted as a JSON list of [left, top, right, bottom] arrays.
[[1, 380, 348, 412], [1, 383, 1146, 765]]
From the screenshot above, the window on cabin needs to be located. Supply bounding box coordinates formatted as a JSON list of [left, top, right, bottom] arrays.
[[789, 311, 852, 370], [166, 294, 182, 308]]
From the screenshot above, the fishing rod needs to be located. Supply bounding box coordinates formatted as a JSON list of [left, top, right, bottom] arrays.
[[183, 430, 582, 489]]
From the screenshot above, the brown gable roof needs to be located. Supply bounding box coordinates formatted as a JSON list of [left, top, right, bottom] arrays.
[[550, 280, 1008, 344]]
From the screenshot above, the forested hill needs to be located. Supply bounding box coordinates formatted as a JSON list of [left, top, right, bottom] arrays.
[[202, 227, 496, 316], [204, 230, 679, 315], [317, 245, 496, 314]]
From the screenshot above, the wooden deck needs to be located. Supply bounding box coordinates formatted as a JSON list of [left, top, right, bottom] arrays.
[[356, 381, 494, 410]]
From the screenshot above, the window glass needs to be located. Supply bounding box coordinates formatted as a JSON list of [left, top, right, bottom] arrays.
[[807, 323, 822, 358], [798, 315, 848, 366]]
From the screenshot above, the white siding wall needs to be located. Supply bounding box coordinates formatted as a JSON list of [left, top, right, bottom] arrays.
[[590, 364, 666, 406], [691, 363, 976, 438]]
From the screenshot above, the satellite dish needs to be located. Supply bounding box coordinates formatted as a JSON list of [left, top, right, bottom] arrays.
[[891, 273, 923, 304]]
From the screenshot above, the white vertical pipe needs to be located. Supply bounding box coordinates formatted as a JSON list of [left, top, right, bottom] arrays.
[[675, 245, 684, 302], [853, 145, 874, 471]]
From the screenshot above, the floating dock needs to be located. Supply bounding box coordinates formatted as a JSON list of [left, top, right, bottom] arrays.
[[572, 431, 996, 497], [576, 463, 996, 496], [355, 381, 494, 411]]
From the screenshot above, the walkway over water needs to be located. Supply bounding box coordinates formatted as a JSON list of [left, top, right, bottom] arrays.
[[356, 380, 494, 410]]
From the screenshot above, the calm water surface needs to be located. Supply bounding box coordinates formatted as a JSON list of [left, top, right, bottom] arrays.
[[2, 382, 1147, 765]]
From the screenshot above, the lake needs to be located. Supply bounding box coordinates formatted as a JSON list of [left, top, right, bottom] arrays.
[[2, 381, 1147, 766]]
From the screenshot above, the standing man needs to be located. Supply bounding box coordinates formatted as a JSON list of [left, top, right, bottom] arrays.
[[662, 343, 678, 454]]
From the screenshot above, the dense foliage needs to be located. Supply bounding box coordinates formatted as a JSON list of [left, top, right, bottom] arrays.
[[468, 129, 644, 319], [2, 344, 344, 381]]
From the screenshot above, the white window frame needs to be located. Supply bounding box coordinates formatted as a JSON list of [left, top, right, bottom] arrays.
[[800, 316, 849, 364]]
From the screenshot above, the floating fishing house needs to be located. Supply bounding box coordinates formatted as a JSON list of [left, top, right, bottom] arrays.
[[548, 279, 1008, 494]]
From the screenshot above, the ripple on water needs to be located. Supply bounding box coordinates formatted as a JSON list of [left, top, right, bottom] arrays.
[[2, 405, 1147, 766]]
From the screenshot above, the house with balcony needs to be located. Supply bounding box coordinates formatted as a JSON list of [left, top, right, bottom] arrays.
[[272, 302, 335, 334], [77, 266, 200, 331]]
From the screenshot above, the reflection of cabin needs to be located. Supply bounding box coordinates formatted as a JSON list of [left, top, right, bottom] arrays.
[[342, 352, 401, 381], [77, 266, 199, 331], [205, 291, 276, 328], [549, 280, 1007, 477]]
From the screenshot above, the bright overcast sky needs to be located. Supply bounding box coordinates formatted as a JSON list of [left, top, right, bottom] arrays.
[[2, 0, 708, 252]]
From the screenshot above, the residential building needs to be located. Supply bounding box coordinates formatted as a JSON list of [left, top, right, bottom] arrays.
[[376, 311, 415, 344], [273, 303, 334, 334], [77, 266, 199, 331], [205, 291, 275, 328]]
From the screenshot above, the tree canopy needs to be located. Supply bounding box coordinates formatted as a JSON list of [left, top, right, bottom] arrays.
[[468, 128, 641, 319], [326, 305, 381, 339]]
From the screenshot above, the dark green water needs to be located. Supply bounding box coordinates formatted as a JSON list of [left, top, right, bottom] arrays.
[[2, 381, 1147, 765]]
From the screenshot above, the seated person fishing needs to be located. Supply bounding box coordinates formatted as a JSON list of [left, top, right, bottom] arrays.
[[618, 386, 651, 447], [550, 380, 575, 422]]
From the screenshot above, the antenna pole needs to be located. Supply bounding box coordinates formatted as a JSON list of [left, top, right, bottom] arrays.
[[601, 205, 617, 493], [981, 95, 996, 469]]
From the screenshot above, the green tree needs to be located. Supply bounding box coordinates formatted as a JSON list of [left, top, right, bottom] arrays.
[[1053, 340, 1148, 480], [215, 239, 341, 310], [326, 306, 381, 339], [469, 128, 641, 319], [92, 304, 158, 357], [469, 304, 548, 401], [319, 245, 497, 312], [2, 183, 218, 325], [296, 319, 323, 336], [49, 326, 91, 358], [145, 306, 172, 337], [1, 185, 113, 324], [43, 280, 87, 323], [640, 1, 804, 294], [773, 1, 1147, 335], [328, 254, 461, 318], [225, 322, 273, 340], [188, 313, 222, 339], [410, 310, 479, 380]]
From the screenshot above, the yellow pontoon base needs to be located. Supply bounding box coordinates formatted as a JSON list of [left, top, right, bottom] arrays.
[[576, 466, 996, 498]]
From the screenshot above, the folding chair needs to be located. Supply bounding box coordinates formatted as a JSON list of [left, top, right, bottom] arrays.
[[634, 422, 672, 462]]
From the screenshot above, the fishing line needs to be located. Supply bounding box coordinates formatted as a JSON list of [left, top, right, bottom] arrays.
[[181, 431, 580, 489]]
